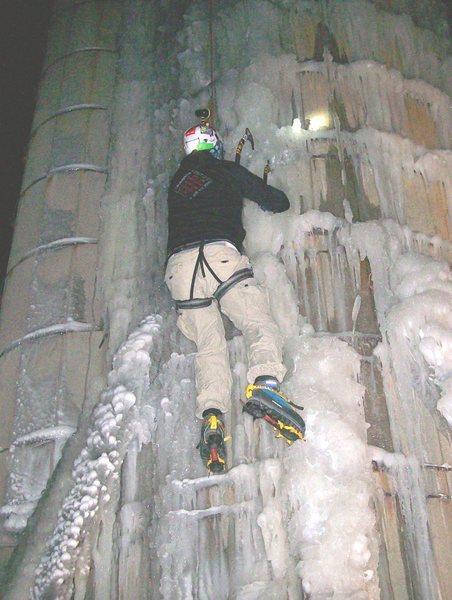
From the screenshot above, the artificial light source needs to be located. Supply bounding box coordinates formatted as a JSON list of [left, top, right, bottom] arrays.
[[307, 113, 329, 131]]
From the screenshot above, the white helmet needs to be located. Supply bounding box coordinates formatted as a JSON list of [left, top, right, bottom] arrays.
[[183, 125, 224, 159]]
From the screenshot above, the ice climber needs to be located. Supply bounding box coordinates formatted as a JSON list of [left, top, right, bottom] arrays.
[[165, 123, 305, 472]]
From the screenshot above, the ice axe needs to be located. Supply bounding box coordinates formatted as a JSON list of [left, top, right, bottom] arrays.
[[235, 128, 254, 164], [235, 128, 269, 184]]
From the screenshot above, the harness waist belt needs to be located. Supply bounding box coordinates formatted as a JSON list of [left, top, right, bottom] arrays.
[[168, 239, 239, 259]]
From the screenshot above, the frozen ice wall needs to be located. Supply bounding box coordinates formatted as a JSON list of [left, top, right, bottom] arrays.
[[0, 0, 451, 599]]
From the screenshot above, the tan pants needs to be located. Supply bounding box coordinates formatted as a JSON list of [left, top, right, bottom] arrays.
[[165, 242, 286, 417]]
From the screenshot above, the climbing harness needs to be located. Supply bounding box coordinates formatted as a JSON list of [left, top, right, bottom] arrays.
[[173, 242, 254, 311]]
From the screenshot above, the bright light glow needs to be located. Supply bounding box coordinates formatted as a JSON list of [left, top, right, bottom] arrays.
[[307, 113, 329, 131], [292, 117, 302, 132]]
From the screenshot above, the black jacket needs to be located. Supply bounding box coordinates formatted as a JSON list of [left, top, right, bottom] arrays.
[[166, 152, 289, 256]]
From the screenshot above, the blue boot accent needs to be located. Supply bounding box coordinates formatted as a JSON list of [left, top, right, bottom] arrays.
[[253, 375, 280, 390], [244, 384, 305, 443]]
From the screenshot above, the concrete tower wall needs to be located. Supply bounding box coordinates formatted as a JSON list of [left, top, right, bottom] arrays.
[[0, 0, 121, 541]]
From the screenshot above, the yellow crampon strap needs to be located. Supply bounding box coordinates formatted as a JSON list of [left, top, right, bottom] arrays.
[[245, 383, 290, 404], [207, 454, 225, 468], [275, 420, 304, 442], [275, 431, 293, 445], [245, 384, 304, 442], [205, 414, 228, 469]]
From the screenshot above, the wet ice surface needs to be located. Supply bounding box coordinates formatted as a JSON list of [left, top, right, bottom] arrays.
[[27, 228, 448, 597], [388, 252, 452, 427], [29, 222, 381, 598], [2, 0, 451, 597], [147, 341, 376, 599]]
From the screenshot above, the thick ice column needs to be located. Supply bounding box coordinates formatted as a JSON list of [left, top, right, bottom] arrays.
[[0, 0, 122, 545]]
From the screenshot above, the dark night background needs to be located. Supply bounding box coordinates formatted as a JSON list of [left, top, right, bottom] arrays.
[[0, 1, 53, 299], [0, 1, 451, 303]]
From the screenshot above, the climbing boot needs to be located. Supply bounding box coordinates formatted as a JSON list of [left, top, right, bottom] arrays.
[[197, 409, 227, 473], [243, 376, 305, 443]]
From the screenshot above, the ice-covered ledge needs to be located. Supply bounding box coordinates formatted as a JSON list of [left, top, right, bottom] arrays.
[[0, 321, 101, 360], [6, 237, 98, 275]]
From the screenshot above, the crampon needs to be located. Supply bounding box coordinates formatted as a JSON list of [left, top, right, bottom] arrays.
[[243, 384, 305, 444], [197, 410, 227, 473]]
